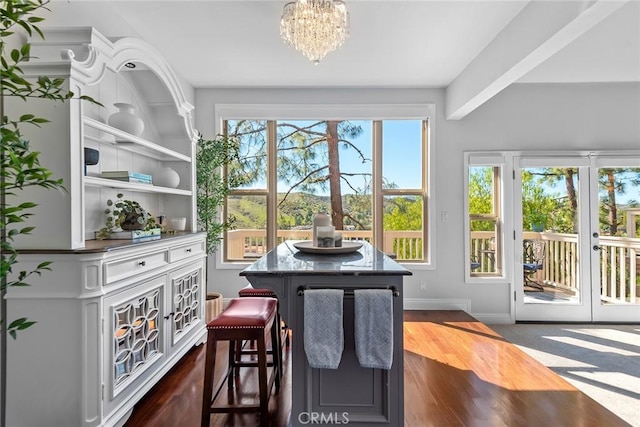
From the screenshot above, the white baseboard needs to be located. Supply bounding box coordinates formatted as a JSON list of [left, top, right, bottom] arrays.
[[403, 298, 471, 312], [402, 299, 513, 325]]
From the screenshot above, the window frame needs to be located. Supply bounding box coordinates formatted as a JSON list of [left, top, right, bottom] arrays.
[[214, 104, 436, 269], [464, 153, 509, 282]]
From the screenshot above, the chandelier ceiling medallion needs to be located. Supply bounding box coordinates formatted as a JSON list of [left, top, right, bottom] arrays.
[[280, 0, 350, 64]]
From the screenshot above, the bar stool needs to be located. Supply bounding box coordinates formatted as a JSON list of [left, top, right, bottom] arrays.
[[201, 297, 280, 427], [237, 288, 288, 376]]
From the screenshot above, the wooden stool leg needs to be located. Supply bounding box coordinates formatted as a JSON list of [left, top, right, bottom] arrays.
[[234, 340, 242, 376], [256, 332, 269, 426], [201, 332, 218, 427], [227, 340, 236, 389], [272, 314, 282, 388]]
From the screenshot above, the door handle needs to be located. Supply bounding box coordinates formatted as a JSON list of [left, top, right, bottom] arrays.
[[593, 245, 602, 251]]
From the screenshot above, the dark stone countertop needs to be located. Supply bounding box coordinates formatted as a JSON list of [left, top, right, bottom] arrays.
[[240, 240, 412, 276]]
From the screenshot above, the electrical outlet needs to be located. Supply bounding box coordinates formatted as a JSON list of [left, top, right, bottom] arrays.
[[420, 281, 427, 291]]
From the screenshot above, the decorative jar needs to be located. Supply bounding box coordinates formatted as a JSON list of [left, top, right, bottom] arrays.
[[108, 103, 144, 137], [316, 225, 335, 248], [167, 217, 187, 231], [312, 212, 331, 247]]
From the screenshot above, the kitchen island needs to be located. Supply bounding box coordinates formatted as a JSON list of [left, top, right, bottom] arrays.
[[240, 240, 411, 426]]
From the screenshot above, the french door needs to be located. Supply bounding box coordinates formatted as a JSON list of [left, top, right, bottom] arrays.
[[514, 155, 640, 322]]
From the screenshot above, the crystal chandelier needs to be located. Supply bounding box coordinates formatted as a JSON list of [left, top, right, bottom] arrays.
[[280, 0, 350, 64]]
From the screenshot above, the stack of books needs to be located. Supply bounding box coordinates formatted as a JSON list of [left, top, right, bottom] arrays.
[[101, 171, 153, 184]]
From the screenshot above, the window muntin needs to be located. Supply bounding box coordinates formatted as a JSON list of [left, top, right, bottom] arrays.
[[223, 118, 429, 263]]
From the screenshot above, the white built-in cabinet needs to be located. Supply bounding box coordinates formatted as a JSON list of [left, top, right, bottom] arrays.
[[5, 28, 207, 426]]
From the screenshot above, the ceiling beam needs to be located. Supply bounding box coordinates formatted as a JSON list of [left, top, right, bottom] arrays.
[[445, 0, 629, 120]]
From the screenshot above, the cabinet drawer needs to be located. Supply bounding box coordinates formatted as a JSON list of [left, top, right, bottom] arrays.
[[169, 240, 205, 263], [105, 250, 169, 284]]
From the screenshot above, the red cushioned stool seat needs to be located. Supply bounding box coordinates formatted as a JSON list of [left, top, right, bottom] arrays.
[[201, 297, 280, 427]]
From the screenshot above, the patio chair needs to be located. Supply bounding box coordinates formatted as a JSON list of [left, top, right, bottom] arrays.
[[523, 239, 545, 291], [471, 256, 480, 271]]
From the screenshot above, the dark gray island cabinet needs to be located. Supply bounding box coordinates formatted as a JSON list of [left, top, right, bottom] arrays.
[[240, 241, 412, 427]]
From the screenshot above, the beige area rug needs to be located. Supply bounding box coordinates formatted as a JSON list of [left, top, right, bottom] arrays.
[[490, 323, 640, 427]]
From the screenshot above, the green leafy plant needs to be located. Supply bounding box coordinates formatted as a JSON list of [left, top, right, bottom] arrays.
[[196, 135, 243, 254], [96, 193, 158, 239], [1, 0, 102, 333]]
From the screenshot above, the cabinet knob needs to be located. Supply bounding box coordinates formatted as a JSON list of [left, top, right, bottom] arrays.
[[138, 260, 146, 266], [186, 248, 192, 253]]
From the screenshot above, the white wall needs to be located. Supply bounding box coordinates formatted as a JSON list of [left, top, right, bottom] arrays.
[[195, 82, 640, 323]]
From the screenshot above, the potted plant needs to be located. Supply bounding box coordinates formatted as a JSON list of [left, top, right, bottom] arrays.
[[196, 135, 244, 254], [196, 135, 244, 319], [529, 212, 547, 232], [96, 193, 158, 239]]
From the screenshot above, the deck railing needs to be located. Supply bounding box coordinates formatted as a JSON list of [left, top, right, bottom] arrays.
[[227, 229, 387, 259], [470, 231, 497, 273], [598, 235, 639, 303], [522, 232, 638, 304], [227, 228, 639, 303]]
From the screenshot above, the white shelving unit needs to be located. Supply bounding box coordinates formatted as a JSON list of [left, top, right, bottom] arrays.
[[5, 27, 207, 427], [8, 27, 199, 250]]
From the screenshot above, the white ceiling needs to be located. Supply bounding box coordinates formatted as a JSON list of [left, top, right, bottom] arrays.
[[43, 0, 639, 117]]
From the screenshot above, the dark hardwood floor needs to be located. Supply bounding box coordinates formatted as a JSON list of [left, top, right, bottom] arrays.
[[124, 310, 629, 427]]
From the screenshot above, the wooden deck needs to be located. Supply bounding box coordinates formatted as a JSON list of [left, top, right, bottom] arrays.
[[124, 310, 629, 427]]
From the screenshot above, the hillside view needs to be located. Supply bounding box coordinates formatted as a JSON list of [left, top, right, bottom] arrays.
[[228, 192, 423, 232]]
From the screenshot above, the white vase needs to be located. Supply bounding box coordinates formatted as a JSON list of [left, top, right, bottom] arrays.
[[108, 103, 144, 137], [155, 166, 180, 188]]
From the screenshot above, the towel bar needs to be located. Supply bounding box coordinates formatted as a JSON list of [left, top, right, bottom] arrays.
[[297, 286, 400, 297]]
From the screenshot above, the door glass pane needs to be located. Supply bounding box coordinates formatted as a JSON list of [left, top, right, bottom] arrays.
[[597, 167, 640, 305], [521, 167, 581, 304]]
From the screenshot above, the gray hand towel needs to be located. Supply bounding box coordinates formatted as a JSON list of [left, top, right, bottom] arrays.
[[354, 289, 393, 370], [304, 289, 344, 369]]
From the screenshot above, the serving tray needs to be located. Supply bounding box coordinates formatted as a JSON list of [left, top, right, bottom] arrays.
[[293, 240, 363, 255]]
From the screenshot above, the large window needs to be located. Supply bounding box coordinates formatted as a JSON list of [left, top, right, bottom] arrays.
[[222, 118, 429, 263]]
